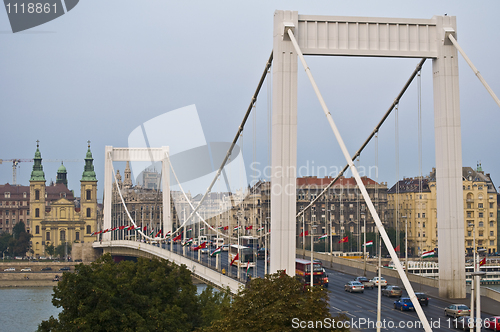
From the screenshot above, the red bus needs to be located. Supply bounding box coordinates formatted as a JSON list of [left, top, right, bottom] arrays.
[[295, 258, 329, 288]]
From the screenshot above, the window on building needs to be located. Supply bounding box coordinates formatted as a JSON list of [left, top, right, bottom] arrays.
[[86, 190, 91, 200], [479, 221, 484, 227], [35, 190, 40, 200], [35, 208, 40, 218], [478, 203, 483, 208], [35, 225, 39, 234], [60, 230, 66, 241], [5, 211, 8, 216], [23, 192, 26, 198], [478, 240, 483, 246], [5, 219, 8, 225], [467, 203, 472, 209], [422, 213, 426, 218], [490, 240, 495, 246], [490, 212, 494, 218], [479, 231, 483, 237], [418, 213, 420, 218], [468, 231, 471, 237], [490, 231, 494, 236], [4, 192, 10, 198], [467, 241, 472, 246], [491, 221, 494, 228], [19, 210, 23, 216], [86, 225, 91, 234], [46, 232, 50, 241], [479, 212, 483, 218], [423, 222, 426, 228], [86, 208, 91, 218], [76, 232, 80, 241], [490, 203, 494, 209], [478, 185, 483, 190]]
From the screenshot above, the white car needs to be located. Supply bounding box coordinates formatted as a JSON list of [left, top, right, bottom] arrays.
[[370, 277, 388, 287], [21, 268, 32, 272], [3, 267, 15, 272]]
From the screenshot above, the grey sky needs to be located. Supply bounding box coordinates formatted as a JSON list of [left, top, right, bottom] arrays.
[[1, 0, 499, 199]]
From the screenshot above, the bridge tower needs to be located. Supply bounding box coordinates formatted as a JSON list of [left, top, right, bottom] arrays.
[[271, 11, 465, 298], [103, 146, 170, 241]]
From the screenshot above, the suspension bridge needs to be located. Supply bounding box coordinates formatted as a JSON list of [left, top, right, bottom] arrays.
[[93, 11, 500, 332]]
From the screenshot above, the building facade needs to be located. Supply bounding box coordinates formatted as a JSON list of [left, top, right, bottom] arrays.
[[0, 184, 30, 234], [29, 142, 98, 257], [388, 165, 498, 256]]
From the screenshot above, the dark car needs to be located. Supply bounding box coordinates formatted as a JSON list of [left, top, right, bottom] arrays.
[[394, 298, 415, 311], [59, 267, 71, 271], [382, 285, 402, 297], [41, 267, 52, 271], [454, 316, 480, 330], [355, 276, 374, 289], [415, 292, 429, 306]]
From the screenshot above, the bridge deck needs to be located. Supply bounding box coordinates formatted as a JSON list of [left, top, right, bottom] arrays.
[[93, 240, 244, 294]]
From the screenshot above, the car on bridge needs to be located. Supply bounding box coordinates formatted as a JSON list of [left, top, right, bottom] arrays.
[[415, 292, 429, 306], [382, 285, 402, 297], [370, 276, 387, 288], [59, 267, 71, 271], [3, 267, 15, 272], [20, 267, 32, 272], [344, 281, 364, 293], [393, 298, 414, 311], [444, 304, 470, 318], [354, 276, 374, 289], [484, 316, 500, 330], [41, 267, 52, 271], [454, 316, 480, 330]]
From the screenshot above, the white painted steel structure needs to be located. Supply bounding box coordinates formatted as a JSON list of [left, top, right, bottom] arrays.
[[103, 146, 171, 241], [93, 240, 243, 294], [270, 11, 465, 301]]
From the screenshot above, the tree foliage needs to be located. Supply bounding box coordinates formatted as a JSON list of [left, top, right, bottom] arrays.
[[206, 271, 348, 332], [37, 253, 229, 332], [55, 243, 72, 258], [45, 243, 55, 257], [0, 221, 32, 257]]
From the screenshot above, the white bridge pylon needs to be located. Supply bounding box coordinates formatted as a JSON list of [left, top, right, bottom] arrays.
[[271, 10, 465, 305], [103, 146, 171, 241]]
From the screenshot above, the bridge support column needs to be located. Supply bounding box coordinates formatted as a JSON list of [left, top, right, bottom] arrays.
[[270, 10, 298, 276], [103, 146, 113, 241], [433, 15, 466, 299]]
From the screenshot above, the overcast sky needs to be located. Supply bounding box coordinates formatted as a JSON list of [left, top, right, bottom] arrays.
[[1, 0, 499, 200]]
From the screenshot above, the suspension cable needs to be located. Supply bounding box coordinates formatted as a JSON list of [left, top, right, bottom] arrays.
[[181, 51, 273, 228], [296, 58, 427, 219]]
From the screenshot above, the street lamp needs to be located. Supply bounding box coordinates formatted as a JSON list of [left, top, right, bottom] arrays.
[[402, 215, 408, 275], [361, 212, 366, 276]]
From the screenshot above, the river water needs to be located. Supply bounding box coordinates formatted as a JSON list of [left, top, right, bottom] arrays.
[[0, 285, 209, 332]]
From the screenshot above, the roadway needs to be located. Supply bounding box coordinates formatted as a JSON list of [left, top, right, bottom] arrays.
[[161, 242, 493, 331]]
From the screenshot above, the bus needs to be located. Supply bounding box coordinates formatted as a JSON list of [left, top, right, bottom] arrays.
[[229, 244, 255, 268], [213, 237, 224, 248], [240, 236, 258, 249], [295, 258, 328, 288]]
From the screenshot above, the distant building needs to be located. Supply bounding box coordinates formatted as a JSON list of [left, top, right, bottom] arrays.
[[29, 142, 98, 257], [0, 184, 30, 234], [387, 165, 498, 255]]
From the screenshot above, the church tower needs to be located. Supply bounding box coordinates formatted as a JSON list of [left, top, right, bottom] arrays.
[[29, 140, 46, 256], [56, 162, 68, 187], [123, 161, 132, 188], [80, 141, 98, 242]]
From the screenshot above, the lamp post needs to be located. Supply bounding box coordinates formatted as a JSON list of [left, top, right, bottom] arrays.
[[403, 215, 408, 275], [362, 212, 366, 276]]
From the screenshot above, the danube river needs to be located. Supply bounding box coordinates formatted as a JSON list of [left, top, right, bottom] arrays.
[[0, 285, 210, 332]]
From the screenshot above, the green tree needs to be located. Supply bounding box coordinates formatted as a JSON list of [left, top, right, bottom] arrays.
[[206, 271, 348, 332], [0, 232, 12, 256], [37, 253, 223, 332], [45, 244, 55, 258], [55, 243, 72, 258]]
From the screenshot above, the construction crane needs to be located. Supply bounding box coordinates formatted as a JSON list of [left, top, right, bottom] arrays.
[[0, 158, 82, 185]]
